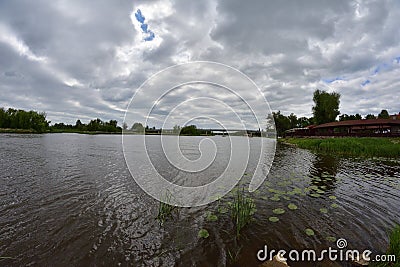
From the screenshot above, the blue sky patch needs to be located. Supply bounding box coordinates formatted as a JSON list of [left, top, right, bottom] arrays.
[[134, 9, 155, 41], [361, 80, 370, 86], [322, 77, 343, 83]]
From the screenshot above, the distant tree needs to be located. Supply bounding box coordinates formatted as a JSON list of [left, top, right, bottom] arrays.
[[272, 111, 290, 136], [312, 89, 340, 125], [180, 125, 198, 135], [122, 122, 128, 130], [297, 117, 312, 128], [378, 109, 390, 119], [339, 114, 350, 121], [131, 122, 144, 133], [288, 113, 298, 129], [173, 124, 181, 134], [339, 113, 362, 121], [365, 114, 376, 120]]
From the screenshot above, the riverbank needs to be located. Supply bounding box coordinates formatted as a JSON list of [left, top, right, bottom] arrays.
[[280, 137, 400, 158]]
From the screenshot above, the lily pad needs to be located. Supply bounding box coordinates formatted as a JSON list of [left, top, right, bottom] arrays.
[[288, 203, 298, 210], [292, 188, 302, 194], [328, 196, 337, 200], [269, 216, 279, 222], [283, 196, 291, 201], [319, 208, 328, 214], [218, 207, 228, 214], [270, 196, 280, 201], [207, 213, 218, 222], [316, 189, 325, 194], [273, 208, 285, 215], [310, 193, 321, 198], [305, 228, 315, 236], [331, 203, 339, 208], [198, 229, 209, 238], [326, 236, 337, 242]]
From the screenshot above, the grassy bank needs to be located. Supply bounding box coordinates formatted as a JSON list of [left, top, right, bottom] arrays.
[[281, 137, 400, 158]]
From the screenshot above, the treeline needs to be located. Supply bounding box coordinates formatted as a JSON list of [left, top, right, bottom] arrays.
[[274, 108, 395, 137], [0, 107, 122, 133], [128, 122, 211, 135], [0, 108, 49, 133], [52, 118, 122, 133]]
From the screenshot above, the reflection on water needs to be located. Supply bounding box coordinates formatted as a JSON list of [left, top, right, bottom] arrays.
[[0, 134, 399, 267]]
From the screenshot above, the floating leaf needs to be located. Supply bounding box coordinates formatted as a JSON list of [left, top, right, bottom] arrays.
[[198, 229, 209, 238], [329, 196, 337, 200], [310, 193, 321, 198], [270, 196, 280, 201], [283, 196, 291, 201], [316, 189, 325, 194], [319, 208, 328, 214], [331, 203, 339, 208], [305, 228, 315, 236], [288, 204, 298, 210], [326, 236, 337, 242], [273, 208, 285, 215], [292, 188, 302, 194], [269, 216, 279, 222], [218, 207, 228, 214], [207, 213, 218, 222]]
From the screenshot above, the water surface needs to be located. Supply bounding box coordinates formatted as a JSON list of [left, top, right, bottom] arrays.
[[0, 134, 399, 266]]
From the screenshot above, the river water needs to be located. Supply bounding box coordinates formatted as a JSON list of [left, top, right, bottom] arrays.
[[0, 134, 399, 266]]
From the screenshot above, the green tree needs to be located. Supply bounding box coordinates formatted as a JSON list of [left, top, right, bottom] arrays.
[[312, 89, 340, 125], [180, 125, 198, 135], [288, 113, 298, 129], [272, 111, 290, 137], [131, 122, 144, 133], [378, 109, 389, 119], [173, 124, 181, 134], [365, 114, 376, 120]]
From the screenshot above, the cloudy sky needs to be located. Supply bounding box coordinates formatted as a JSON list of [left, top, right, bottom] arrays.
[[1, 0, 399, 127]]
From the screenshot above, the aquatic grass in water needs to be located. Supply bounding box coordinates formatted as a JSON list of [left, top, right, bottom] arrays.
[[282, 137, 400, 158], [373, 225, 400, 267], [156, 192, 177, 225], [230, 186, 256, 237]]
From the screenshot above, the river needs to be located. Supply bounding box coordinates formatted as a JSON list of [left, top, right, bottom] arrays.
[[0, 134, 399, 266]]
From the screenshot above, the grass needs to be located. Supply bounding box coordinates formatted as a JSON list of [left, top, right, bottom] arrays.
[[373, 224, 400, 267], [281, 137, 400, 158], [230, 186, 256, 237], [156, 192, 177, 225]]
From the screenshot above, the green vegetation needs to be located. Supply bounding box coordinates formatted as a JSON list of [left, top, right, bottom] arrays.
[[282, 137, 400, 158], [0, 107, 49, 133], [179, 125, 211, 136], [305, 228, 315, 236], [198, 229, 209, 239], [312, 89, 341, 125], [51, 118, 122, 133], [156, 193, 177, 225], [0, 106, 123, 134], [230, 187, 256, 237], [373, 224, 400, 267]]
